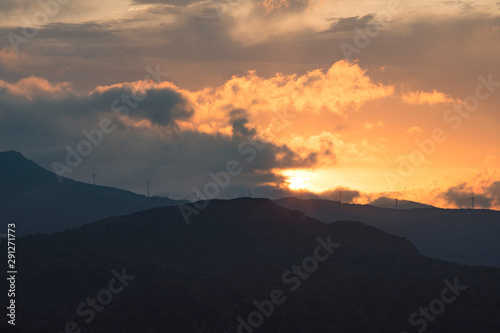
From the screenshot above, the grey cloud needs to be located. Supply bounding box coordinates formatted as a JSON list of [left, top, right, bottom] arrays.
[[329, 14, 376, 33], [248, 186, 361, 202], [264, 0, 310, 13], [319, 187, 360, 203], [487, 181, 500, 204], [48, 128, 321, 199], [93, 86, 194, 126], [230, 109, 257, 137], [440, 183, 493, 209], [0, 84, 321, 200], [0, 84, 194, 157]]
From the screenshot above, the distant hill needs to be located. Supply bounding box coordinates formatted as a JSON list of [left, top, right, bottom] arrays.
[[274, 197, 500, 267], [370, 196, 435, 209], [9, 198, 500, 332], [0, 150, 186, 235]]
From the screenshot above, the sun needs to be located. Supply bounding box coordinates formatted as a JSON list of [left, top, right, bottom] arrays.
[[279, 168, 342, 193], [282, 170, 311, 191], [288, 176, 307, 191]]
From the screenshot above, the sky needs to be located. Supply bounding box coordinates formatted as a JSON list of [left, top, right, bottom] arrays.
[[1, 0, 500, 209]]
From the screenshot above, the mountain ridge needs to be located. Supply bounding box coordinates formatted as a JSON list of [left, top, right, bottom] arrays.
[[274, 197, 500, 267], [0, 150, 187, 235], [10, 198, 500, 333], [370, 196, 435, 209]]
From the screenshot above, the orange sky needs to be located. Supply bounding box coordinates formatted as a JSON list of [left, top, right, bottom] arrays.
[[1, 0, 499, 208]]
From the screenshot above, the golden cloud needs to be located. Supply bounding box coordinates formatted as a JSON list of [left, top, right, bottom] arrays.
[[407, 126, 423, 134], [185, 60, 395, 134], [0, 76, 72, 100], [260, 0, 292, 13], [402, 90, 454, 105]]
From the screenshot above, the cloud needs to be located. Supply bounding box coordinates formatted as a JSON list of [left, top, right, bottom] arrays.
[[287, 132, 337, 166], [259, 0, 310, 13], [0, 77, 196, 156], [363, 121, 384, 130], [407, 126, 423, 135], [318, 187, 361, 202], [2, 8, 498, 100], [0, 76, 72, 100], [0, 0, 111, 28], [1, 60, 394, 181], [0, 47, 26, 67], [440, 182, 493, 209], [0, 0, 42, 13], [487, 181, 500, 204], [90, 82, 194, 127], [185, 60, 394, 135], [402, 90, 455, 105], [329, 14, 376, 32], [0, 75, 328, 198], [230, 109, 257, 137]]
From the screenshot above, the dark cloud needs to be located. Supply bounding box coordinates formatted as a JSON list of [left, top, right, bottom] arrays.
[[230, 109, 257, 137], [0, 83, 194, 161], [93, 86, 194, 126], [269, 186, 361, 202], [258, 0, 310, 14], [0, 83, 320, 200], [329, 14, 376, 33], [440, 183, 493, 209], [319, 187, 361, 203], [487, 181, 500, 203]]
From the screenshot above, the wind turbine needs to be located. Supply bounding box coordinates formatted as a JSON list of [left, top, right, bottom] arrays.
[[339, 190, 342, 204], [395, 198, 399, 214], [469, 192, 476, 210], [145, 179, 150, 197], [92, 173, 96, 185]]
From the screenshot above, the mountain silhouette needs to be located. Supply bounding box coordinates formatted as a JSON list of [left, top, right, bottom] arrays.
[[370, 196, 435, 209], [274, 197, 500, 267], [0, 150, 186, 235], [9, 198, 500, 333]]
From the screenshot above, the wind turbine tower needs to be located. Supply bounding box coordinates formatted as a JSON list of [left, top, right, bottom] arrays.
[[396, 198, 399, 214], [339, 191, 342, 204], [146, 179, 150, 197], [470, 192, 476, 210], [92, 174, 96, 185]]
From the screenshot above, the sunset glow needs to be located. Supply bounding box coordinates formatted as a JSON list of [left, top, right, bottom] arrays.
[[283, 170, 310, 191], [0, 0, 499, 209]]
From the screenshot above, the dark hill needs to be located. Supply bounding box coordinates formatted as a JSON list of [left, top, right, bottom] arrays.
[[0, 150, 186, 235], [8, 198, 500, 333], [370, 196, 435, 209], [274, 197, 500, 267]]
